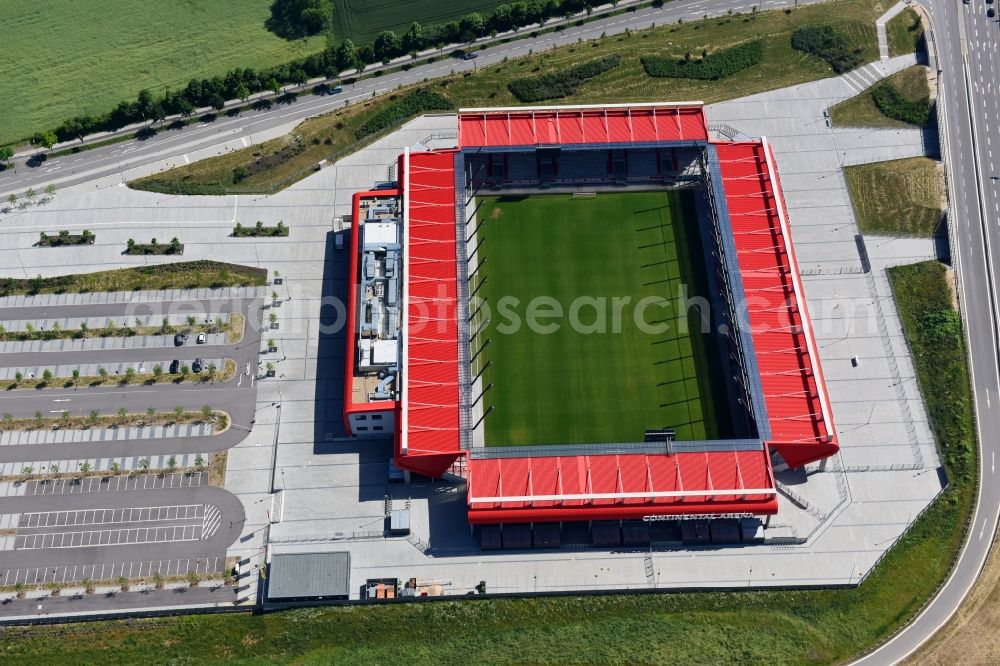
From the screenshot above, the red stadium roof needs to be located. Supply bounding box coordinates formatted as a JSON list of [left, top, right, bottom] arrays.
[[466, 450, 777, 524], [716, 141, 837, 467], [355, 104, 836, 523], [398, 149, 464, 478], [459, 102, 708, 148]]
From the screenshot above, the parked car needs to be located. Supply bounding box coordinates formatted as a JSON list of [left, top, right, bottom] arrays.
[[192, 358, 204, 373], [169, 360, 180, 374], [174, 332, 188, 346], [196, 332, 206, 344]]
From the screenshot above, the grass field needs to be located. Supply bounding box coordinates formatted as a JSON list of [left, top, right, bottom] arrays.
[[0, 0, 325, 145], [844, 156, 943, 236], [0, 261, 266, 296], [830, 64, 931, 128], [886, 6, 925, 57], [331, 0, 509, 46], [474, 190, 727, 446], [130, 0, 887, 195]]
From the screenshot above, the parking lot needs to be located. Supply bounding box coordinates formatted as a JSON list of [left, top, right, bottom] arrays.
[[0, 289, 261, 597]]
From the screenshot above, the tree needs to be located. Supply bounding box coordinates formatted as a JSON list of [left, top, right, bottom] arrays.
[[124, 366, 136, 384], [34, 410, 43, 427], [174, 405, 185, 419], [236, 84, 251, 102], [26, 187, 37, 201], [49, 463, 59, 478], [110, 462, 121, 475], [268, 78, 282, 97], [71, 368, 80, 383], [186, 315, 197, 327], [269, 312, 278, 324], [42, 369, 53, 383], [206, 362, 217, 380], [201, 405, 213, 420], [169, 237, 182, 253], [187, 570, 200, 587], [460, 13, 486, 42], [210, 93, 227, 112], [21, 465, 33, 479], [88, 409, 100, 424], [180, 364, 190, 378], [154, 572, 165, 589], [118, 576, 128, 591], [79, 461, 92, 476], [334, 39, 359, 71], [0, 146, 12, 163], [7, 193, 16, 206], [98, 366, 108, 380], [147, 406, 156, 418], [2, 413, 12, 426], [60, 410, 69, 422], [117, 406, 128, 422], [374, 30, 401, 62], [34, 130, 57, 150], [136, 89, 155, 119], [194, 455, 206, 471], [167, 456, 178, 472], [14, 371, 22, 383], [153, 364, 163, 379], [138, 458, 150, 473]]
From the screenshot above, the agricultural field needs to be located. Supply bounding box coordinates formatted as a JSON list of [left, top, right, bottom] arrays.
[[0, 0, 325, 145], [331, 0, 509, 46], [474, 190, 728, 446], [830, 65, 931, 128], [844, 156, 944, 236], [131, 0, 889, 195]]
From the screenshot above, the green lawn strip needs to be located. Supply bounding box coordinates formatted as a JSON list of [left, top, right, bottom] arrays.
[[886, 6, 925, 57], [0, 0, 325, 145], [670, 189, 729, 439], [329, 0, 510, 46], [0, 261, 265, 297], [129, 0, 885, 195], [830, 65, 931, 128], [478, 191, 714, 446], [844, 157, 943, 236]]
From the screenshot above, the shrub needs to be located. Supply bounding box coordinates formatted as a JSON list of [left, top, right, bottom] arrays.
[[870, 83, 931, 125], [508, 55, 622, 102], [232, 165, 252, 183], [354, 89, 453, 139], [791, 25, 864, 73], [642, 40, 763, 80]]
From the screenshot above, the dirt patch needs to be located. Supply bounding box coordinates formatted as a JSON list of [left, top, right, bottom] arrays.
[[943, 265, 959, 311], [490, 206, 503, 220]]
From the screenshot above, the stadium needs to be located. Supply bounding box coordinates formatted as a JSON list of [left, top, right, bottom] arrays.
[[344, 102, 838, 529]]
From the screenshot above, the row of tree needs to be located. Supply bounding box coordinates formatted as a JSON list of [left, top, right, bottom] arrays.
[[30, 0, 617, 149]]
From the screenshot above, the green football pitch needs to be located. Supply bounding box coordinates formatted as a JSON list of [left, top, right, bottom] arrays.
[[474, 190, 731, 447]]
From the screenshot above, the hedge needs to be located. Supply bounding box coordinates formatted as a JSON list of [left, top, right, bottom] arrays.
[[508, 54, 622, 102], [641, 40, 763, 80], [791, 25, 864, 74], [871, 83, 931, 125], [354, 89, 453, 139]]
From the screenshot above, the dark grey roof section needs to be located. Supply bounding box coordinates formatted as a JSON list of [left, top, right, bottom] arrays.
[[267, 551, 351, 600], [469, 438, 764, 459]]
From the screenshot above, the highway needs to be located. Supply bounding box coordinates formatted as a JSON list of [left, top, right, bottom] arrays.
[[0, 0, 824, 198], [0, 0, 995, 657], [854, 0, 1000, 663]]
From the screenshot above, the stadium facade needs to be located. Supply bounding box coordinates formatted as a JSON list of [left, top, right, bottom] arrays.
[[344, 102, 837, 526]]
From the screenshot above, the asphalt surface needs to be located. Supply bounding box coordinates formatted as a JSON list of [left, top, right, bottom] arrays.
[[0, 0, 823, 198], [0, 584, 237, 618], [852, 1, 1000, 664], [0, 295, 263, 463]]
